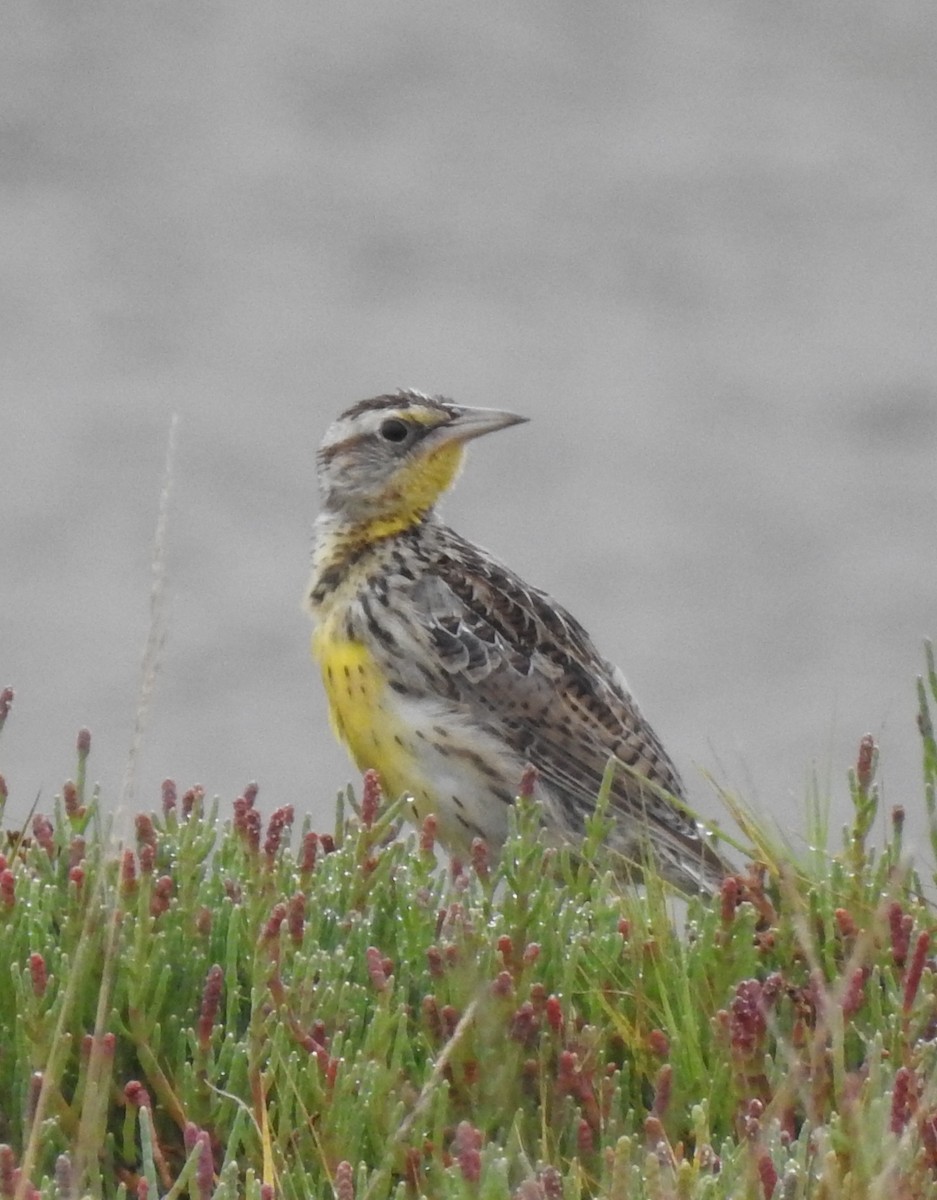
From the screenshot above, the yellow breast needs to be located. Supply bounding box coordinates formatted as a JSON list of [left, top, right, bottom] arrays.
[[311, 609, 522, 854], [311, 621, 415, 802]]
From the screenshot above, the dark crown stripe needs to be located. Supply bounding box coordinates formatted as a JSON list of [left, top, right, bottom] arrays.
[[339, 391, 452, 422]]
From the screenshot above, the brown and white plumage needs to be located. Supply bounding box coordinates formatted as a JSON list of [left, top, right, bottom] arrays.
[[306, 391, 728, 894]]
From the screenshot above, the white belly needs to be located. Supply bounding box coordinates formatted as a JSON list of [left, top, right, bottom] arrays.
[[387, 692, 531, 855]]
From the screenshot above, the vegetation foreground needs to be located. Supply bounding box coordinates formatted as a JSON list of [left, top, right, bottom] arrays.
[[1, 649, 937, 1199]]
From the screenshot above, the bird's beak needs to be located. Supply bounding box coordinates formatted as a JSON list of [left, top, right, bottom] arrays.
[[442, 405, 529, 444]]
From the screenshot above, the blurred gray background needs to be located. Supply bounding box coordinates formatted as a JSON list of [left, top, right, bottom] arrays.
[[3, 3, 936, 864]]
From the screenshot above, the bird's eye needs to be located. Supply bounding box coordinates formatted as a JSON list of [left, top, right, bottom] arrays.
[[379, 418, 410, 443]]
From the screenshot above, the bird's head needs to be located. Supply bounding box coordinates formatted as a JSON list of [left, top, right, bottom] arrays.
[[316, 391, 527, 536]]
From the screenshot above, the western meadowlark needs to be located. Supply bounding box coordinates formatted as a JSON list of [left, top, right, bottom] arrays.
[[305, 390, 728, 894]]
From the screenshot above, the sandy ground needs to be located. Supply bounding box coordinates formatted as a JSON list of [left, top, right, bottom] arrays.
[[3, 3, 937, 868]]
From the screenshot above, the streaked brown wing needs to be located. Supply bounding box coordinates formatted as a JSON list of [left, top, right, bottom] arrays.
[[404, 533, 697, 841]]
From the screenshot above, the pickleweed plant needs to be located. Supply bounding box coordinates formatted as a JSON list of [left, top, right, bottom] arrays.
[[0, 651, 935, 1198]]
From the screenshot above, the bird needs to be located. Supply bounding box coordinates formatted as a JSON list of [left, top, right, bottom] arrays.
[[304, 390, 728, 894]]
